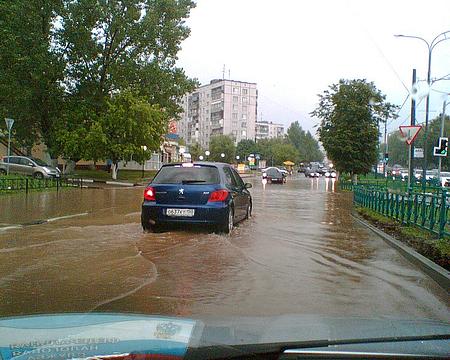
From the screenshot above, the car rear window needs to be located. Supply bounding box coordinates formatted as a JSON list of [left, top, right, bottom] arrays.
[[267, 168, 280, 176], [152, 165, 220, 184]]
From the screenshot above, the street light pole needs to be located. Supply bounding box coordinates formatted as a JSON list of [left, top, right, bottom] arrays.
[[395, 31, 450, 188], [437, 99, 448, 182]]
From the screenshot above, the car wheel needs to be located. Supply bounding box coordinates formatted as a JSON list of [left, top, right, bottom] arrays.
[[141, 216, 162, 233], [33, 172, 44, 179], [245, 201, 252, 219], [0, 169, 6, 176], [220, 207, 234, 234]]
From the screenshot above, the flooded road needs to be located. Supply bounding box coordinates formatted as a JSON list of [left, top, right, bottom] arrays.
[[0, 176, 449, 322]]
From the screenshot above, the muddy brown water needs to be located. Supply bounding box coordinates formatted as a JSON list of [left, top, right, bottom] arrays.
[[0, 176, 449, 322]]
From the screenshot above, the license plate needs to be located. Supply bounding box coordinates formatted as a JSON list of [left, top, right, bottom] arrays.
[[166, 208, 195, 217]]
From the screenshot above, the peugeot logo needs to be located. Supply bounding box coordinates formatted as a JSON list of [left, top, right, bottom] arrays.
[[179, 188, 184, 195]]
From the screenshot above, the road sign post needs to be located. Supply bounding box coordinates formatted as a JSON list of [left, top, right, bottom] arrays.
[[399, 125, 422, 193], [4, 118, 14, 175]]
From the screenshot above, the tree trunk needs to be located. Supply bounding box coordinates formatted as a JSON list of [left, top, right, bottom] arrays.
[[352, 173, 358, 184], [64, 160, 76, 174], [111, 162, 118, 180]]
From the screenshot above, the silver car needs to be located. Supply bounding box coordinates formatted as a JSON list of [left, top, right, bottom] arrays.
[[0, 156, 61, 178]]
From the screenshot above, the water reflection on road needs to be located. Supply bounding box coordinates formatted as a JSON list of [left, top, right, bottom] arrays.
[[0, 176, 448, 321]]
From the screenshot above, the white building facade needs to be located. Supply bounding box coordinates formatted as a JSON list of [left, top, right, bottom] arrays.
[[178, 79, 258, 148], [255, 121, 285, 140]]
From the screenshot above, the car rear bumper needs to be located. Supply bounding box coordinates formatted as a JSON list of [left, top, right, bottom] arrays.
[[141, 201, 229, 227]]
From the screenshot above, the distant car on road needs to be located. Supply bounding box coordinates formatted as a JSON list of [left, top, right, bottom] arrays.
[[440, 172, 450, 187], [324, 170, 337, 178], [263, 167, 286, 184], [305, 168, 320, 177], [141, 162, 252, 234], [0, 156, 61, 178]]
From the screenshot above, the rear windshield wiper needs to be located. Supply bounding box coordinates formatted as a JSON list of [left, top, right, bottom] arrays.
[[181, 180, 207, 184]]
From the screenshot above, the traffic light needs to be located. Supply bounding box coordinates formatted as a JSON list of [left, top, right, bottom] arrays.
[[434, 137, 448, 157], [384, 153, 389, 162]]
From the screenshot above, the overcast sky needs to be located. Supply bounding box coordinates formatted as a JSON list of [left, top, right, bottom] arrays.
[[177, 0, 450, 135]]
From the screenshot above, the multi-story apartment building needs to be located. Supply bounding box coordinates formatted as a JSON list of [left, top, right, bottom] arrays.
[[255, 121, 285, 140], [178, 79, 258, 148]]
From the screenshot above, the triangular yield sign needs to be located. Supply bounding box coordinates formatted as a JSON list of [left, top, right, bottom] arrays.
[[399, 125, 422, 145]]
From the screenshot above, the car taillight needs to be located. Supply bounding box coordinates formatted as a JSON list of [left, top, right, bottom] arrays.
[[144, 186, 155, 201], [208, 189, 229, 202]]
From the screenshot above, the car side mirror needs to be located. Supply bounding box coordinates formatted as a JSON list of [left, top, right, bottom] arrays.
[[29, 163, 35, 167], [244, 183, 252, 189]]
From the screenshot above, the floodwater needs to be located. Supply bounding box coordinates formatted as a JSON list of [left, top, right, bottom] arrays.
[[0, 176, 449, 322]]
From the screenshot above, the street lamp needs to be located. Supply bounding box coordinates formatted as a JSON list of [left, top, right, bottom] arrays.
[[236, 155, 240, 161], [205, 150, 210, 157], [199, 155, 204, 160], [395, 30, 450, 185], [141, 145, 147, 178], [220, 153, 225, 159], [4, 118, 14, 175]]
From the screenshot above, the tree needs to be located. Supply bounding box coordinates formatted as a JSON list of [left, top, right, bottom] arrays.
[[84, 91, 168, 179], [286, 121, 323, 162], [236, 139, 258, 161], [271, 142, 299, 166], [0, 0, 64, 155], [312, 79, 398, 179], [1, 0, 197, 161], [188, 142, 204, 161], [209, 135, 236, 163], [56, 0, 196, 117]]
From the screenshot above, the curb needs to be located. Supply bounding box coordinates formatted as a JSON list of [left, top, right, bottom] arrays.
[[352, 213, 450, 293]]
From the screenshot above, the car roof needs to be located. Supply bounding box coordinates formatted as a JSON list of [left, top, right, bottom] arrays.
[[162, 162, 230, 168]]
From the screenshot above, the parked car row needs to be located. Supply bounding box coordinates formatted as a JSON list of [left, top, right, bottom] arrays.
[[0, 156, 61, 178]]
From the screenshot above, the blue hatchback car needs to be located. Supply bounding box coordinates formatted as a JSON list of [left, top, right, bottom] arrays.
[[141, 162, 252, 233]]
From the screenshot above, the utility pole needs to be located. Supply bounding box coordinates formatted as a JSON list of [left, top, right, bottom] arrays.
[[384, 118, 388, 177], [437, 99, 448, 182], [410, 69, 416, 188]]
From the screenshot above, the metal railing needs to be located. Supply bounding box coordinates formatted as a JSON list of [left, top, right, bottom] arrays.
[[342, 182, 450, 238], [0, 177, 83, 193]]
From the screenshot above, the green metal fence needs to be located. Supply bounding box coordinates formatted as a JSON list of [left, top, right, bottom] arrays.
[[344, 182, 450, 238], [0, 177, 83, 193]]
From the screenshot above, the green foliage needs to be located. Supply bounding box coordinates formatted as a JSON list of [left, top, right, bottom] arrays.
[[188, 142, 204, 161], [236, 139, 258, 161], [0, 0, 64, 154], [271, 142, 299, 166], [286, 121, 323, 162], [312, 79, 398, 175], [0, 0, 196, 160], [209, 135, 236, 163], [83, 90, 168, 165]]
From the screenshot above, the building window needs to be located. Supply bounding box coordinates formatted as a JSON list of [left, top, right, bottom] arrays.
[[242, 105, 247, 113], [241, 122, 247, 128], [232, 121, 238, 127], [232, 130, 238, 137], [232, 113, 238, 119], [242, 88, 248, 95], [233, 96, 238, 103], [242, 114, 247, 120], [232, 104, 238, 111], [241, 130, 247, 137], [233, 87, 239, 94], [242, 97, 248, 103]]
